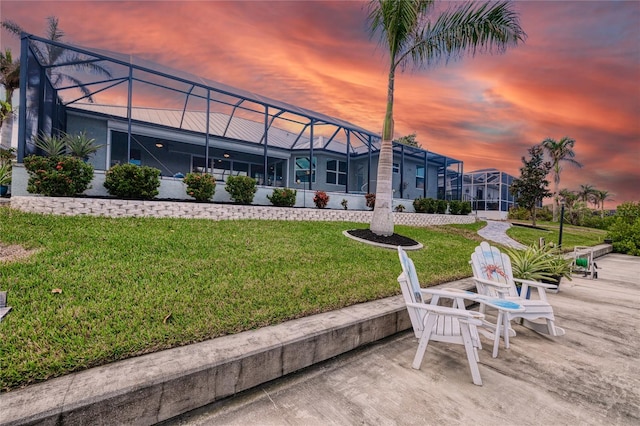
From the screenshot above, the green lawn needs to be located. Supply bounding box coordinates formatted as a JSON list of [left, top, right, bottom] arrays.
[[506, 221, 607, 251], [0, 208, 486, 391], [0, 209, 608, 391]]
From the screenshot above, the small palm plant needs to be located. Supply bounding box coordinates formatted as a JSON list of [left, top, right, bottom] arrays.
[[0, 162, 11, 186], [505, 244, 572, 284], [34, 131, 103, 159], [34, 133, 66, 157], [64, 131, 103, 159]]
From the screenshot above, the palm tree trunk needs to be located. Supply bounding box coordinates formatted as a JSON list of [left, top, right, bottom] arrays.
[[370, 66, 396, 236], [0, 111, 13, 148]]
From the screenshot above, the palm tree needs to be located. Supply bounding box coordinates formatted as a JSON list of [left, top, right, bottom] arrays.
[[2, 16, 111, 103], [594, 189, 613, 218], [540, 136, 582, 222], [578, 184, 596, 205], [367, 0, 526, 235], [558, 188, 578, 224], [0, 49, 20, 146]]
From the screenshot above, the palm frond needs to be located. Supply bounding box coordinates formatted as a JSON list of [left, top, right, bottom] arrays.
[[0, 19, 24, 37], [368, 0, 434, 67], [408, 1, 526, 68]]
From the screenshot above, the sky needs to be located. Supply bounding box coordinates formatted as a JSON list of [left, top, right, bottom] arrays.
[[1, 0, 638, 209]]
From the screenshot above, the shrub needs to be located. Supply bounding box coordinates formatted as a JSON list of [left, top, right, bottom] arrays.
[[435, 199, 448, 214], [447, 200, 472, 215], [24, 155, 94, 197], [581, 212, 614, 230], [341, 199, 348, 210], [104, 163, 160, 200], [508, 206, 531, 220], [268, 188, 297, 207], [225, 175, 257, 204], [607, 201, 640, 256], [413, 197, 427, 213], [460, 201, 472, 215], [509, 205, 553, 222], [413, 197, 436, 214], [537, 205, 553, 222], [365, 193, 375, 210], [313, 191, 329, 209], [394, 204, 405, 212], [184, 173, 216, 202], [448, 200, 462, 215]]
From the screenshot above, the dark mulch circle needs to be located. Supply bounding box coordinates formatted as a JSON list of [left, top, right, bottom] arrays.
[[346, 229, 420, 247]]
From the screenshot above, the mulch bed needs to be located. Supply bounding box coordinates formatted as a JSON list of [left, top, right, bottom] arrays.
[[346, 229, 420, 247]]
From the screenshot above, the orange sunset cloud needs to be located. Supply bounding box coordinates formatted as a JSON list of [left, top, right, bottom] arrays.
[[1, 0, 638, 208]]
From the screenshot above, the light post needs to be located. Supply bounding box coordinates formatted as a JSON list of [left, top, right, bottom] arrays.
[[305, 169, 311, 208], [558, 198, 565, 248], [296, 178, 305, 208]]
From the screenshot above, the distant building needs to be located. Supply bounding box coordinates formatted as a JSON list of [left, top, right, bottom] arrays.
[[15, 33, 463, 209], [463, 169, 515, 220]]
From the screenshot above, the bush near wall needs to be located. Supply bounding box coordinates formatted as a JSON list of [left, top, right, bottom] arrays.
[[225, 175, 257, 204], [268, 188, 297, 207], [313, 191, 329, 209], [24, 155, 94, 197], [448, 200, 471, 215], [414, 198, 471, 215], [365, 193, 375, 210], [184, 173, 216, 202], [104, 163, 161, 200]]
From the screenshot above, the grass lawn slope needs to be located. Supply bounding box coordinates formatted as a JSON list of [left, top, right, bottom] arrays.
[[0, 208, 484, 391]]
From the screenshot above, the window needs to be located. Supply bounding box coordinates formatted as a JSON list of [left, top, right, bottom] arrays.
[[393, 162, 400, 174], [212, 159, 231, 181], [232, 161, 249, 177], [326, 159, 347, 185], [416, 166, 425, 189], [191, 155, 210, 173], [295, 157, 316, 183]]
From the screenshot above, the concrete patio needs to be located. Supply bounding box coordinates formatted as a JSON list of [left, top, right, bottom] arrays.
[[166, 253, 640, 426]]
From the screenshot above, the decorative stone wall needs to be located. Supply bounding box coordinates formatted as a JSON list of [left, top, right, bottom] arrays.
[[9, 196, 476, 226]]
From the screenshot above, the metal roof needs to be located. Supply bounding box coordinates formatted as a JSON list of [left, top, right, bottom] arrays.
[[22, 32, 461, 166], [68, 103, 373, 155]]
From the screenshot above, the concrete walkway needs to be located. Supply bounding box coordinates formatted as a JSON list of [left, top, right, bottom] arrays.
[[165, 253, 640, 426], [477, 220, 527, 249]]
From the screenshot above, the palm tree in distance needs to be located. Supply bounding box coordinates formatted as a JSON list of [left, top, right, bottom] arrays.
[[578, 184, 596, 205], [540, 136, 582, 222], [594, 189, 613, 218], [558, 187, 577, 214], [366, 0, 526, 236], [2, 16, 111, 103]]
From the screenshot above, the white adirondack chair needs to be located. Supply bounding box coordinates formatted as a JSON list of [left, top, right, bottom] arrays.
[[398, 246, 486, 385], [470, 241, 566, 337]]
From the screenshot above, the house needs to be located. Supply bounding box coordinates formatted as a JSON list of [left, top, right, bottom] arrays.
[[462, 168, 516, 220], [15, 33, 463, 209]]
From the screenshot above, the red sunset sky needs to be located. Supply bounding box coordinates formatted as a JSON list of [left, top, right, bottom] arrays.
[[1, 0, 638, 208]]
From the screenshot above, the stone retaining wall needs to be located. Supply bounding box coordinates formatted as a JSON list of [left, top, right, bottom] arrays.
[[9, 196, 476, 226]]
